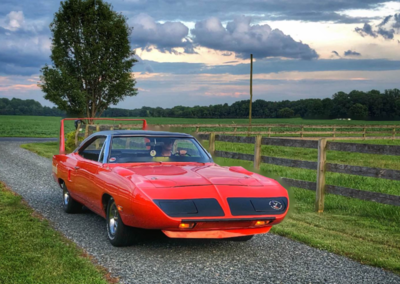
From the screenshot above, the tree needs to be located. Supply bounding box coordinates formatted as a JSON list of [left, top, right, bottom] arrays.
[[39, 0, 137, 120], [348, 103, 368, 120], [278, 108, 294, 118]]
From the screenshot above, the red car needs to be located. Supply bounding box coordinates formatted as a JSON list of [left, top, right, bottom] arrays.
[[53, 124, 289, 246]]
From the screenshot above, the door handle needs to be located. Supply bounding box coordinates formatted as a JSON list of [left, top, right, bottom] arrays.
[[74, 166, 80, 170]]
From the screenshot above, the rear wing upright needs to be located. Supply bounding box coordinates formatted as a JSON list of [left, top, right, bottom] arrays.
[[59, 118, 148, 154]]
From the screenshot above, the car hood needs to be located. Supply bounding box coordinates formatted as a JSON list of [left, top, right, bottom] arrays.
[[121, 164, 264, 188]]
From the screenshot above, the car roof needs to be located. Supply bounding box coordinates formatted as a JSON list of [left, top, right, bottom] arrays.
[[95, 130, 194, 138]]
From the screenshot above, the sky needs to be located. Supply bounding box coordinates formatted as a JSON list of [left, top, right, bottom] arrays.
[[0, 0, 399, 109]]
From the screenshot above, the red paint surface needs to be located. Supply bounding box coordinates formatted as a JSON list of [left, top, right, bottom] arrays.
[[53, 152, 289, 239]]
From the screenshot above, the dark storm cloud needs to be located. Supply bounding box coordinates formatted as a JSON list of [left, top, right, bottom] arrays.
[[344, 50, 361, 56], [192, 17, 318, 60]]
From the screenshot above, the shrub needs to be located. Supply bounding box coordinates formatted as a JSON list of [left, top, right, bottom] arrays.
[[65, 131, 84, 152]]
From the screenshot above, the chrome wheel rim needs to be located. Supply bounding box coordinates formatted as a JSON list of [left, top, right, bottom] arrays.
[[108, 203, 118, 236], [63, 188, 69, 205]]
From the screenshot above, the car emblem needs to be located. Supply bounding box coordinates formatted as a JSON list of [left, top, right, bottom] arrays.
[[109, 157, 116, 162], [269, 200, 283, 210], [150, 150, 156, 157]]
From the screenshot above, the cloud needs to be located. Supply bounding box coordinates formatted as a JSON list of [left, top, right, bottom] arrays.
[[377, 27, 395, 39], [130, 13, 194, 53], [355, 13, 400, 40], [131, 58, 400, 76], [344, 50, 361, 56], [221, 51, 233, 56], [111, 0, 390, 23], [331, 51, 340, 57], [355, 23, 377, 38], [377, 15, 392, 27], [3, 11, 24, 31], [0, 83, 38, 92], [0, 11, 51, 75], [394, 14, 400, 29], [192, 16, 318, 60], [133, 54, 154, 73]]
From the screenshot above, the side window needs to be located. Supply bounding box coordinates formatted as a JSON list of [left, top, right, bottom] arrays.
[[78, 136, 106, 161]]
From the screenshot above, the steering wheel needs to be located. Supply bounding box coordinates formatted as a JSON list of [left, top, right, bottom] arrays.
[[173, 151, 191, 157]]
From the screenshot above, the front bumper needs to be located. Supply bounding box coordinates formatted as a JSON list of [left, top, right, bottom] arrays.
[[163, 226, 272, 239], [161, 217, 275, 239]]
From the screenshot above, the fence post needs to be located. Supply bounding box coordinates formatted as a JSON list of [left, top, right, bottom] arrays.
[[393, 128, 396, 140], [268, 127, 271, 138], [84, 124, 89, 138], [196, 127, 199, 133], [74, 122, 81, 147], [95, 125, 100, 149], [333, 126, 336, 138], [234, 127, 237, 133], [315, 138, 327, 213], [253, 135, 262, 170], [301, 126, 304, 138], [363, 127, 366, 139], [209, 132, 216, 154]]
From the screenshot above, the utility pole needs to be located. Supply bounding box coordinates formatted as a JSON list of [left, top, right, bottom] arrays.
[[248, 54, 253, 133]]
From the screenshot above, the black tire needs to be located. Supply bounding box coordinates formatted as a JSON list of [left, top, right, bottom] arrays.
[[62, 183, 82, 213], [106, 198, 138, 247], [229, 235, 254, 242]]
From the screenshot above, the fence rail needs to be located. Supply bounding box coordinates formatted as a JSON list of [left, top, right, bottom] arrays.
[[82, 123, 400, 139], [200, 133, 400, 211]]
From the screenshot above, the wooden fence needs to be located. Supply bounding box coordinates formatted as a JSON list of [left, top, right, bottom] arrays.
[[198, 133, 400, 211], [81, 123, 400, 139]]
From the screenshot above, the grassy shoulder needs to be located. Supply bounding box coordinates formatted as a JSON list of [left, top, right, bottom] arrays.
[[0, 182, 115, 284], [21, 142, 59, 159]]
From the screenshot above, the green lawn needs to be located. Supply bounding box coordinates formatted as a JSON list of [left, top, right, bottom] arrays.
[[21, 139, 400, 275], [3, 115, 400, 138], [0, 182, 114, 284]]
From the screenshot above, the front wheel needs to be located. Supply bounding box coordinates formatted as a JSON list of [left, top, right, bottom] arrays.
[[106, 198, 138, 247], [62, 183, 82, 213]]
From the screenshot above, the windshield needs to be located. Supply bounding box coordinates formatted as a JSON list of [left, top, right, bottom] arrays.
[[108, 136, 211, 163]]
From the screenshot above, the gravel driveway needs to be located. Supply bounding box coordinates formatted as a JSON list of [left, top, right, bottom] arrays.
[[0, 139, 399, 284]]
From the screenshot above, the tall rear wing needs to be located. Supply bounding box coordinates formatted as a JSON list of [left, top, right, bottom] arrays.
[[59, 118, 148, 154]]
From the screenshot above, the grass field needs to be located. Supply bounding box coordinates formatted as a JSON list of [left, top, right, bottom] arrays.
[[21, 138, 400, 275], [0, 182, 113, 284], [3, 115, 400, 138]]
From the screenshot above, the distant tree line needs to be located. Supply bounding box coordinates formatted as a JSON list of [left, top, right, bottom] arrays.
[[0, 98, 65, 116], [103, 89, 400, 121], [2, 89, 400, 120]]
